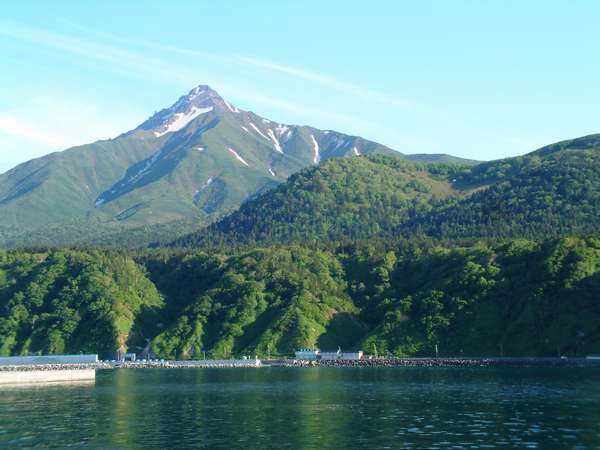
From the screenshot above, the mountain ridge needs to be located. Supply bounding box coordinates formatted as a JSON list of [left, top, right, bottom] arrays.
[[174, 133, 600, 247], [0, 84, 476, 248]]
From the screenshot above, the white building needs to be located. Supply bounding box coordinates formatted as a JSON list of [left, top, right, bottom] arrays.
[[341, 351, 363, 360], [320, 350, 364, 360], [295, 348, 364, 361], [320, 350, 341, 360], [295, 348, 320, 360]]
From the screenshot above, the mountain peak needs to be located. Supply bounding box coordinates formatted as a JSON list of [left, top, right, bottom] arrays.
[[181, 84, 219, 104], [133, 84, 240, 137], [180, 84, 240, 114]]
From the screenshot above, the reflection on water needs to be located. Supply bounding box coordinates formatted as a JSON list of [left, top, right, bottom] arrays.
[[0, 367, 599, 449], [0, 379, 96, 389]]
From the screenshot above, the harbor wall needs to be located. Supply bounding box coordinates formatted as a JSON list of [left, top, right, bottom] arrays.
[[0, 355, 98, 366], [0, 369, 96, 385], [168, 359, 262, 368]]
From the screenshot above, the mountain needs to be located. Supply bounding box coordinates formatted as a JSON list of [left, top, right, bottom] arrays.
[[174, 134, 600, 247], [0, 85, 473, 248]]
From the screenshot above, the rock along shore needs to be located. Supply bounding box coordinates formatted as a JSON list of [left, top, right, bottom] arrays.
[[1, 357, 599, 373], [286, 357, 600, 368]]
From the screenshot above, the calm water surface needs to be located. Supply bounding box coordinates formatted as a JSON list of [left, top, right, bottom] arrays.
[[0, 367, 599, 449]]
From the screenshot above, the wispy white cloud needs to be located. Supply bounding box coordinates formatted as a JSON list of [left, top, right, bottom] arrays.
[[57, 18, 223, 62], [0, 114, 69, 148], [0, 21, 392, 130], [0, 91, 144, 167], [46, 20, 424, 112], [236, 56, 423, 111], [0, 20, 428, 159], [0, 21, 202, 87]]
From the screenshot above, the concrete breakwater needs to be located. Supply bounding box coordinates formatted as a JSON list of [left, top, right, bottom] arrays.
[[0, 360, 261, 385], [1, 357, 598, 384], [0, 368, 96, 385], [291, 357, 600, 368], [113, 359, 262, 369], [0, 359, 261, 373]]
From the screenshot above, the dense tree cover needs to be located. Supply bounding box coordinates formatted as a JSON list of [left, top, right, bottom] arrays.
[[1, 237, 599, 358], [173, 155, 466, 248], [141, 247, 364, 359], [453, 133, 600, 186], [0, 250, 162, 357], [354, 237, 600, 357], [174, 142, 600, 247], [0, 217, 213, 249], [407, 150, 600, 239]]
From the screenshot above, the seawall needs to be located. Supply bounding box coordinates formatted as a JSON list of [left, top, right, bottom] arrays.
[[0, 369, 96, 385], [0, 355, 98, 365]]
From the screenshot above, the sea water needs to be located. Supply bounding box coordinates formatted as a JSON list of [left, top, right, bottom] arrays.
[[0, 367, 598, 449]]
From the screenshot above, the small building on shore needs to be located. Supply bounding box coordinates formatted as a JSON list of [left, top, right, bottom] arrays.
[[295, 348, 320, 360], [320, 350, 341, 360], [295, 348, 364, 361], [341, 351, 364, 360]]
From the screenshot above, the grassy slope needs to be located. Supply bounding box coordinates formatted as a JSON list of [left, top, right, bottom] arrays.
[[0, 138, 160, 228]]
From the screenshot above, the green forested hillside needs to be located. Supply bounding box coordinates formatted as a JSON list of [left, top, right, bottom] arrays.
[[175, 135, 600, 247], [0, 250, 162, 356], [142, 247, 364, 359], [354, 237, 600, 356], [173, 155, 468, 247], [2, 133, 600, 359], [407, 148, 600, 239], [1, 237, 599, 358]]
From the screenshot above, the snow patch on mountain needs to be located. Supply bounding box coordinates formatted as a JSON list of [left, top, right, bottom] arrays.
[[199, 176, 215, 191], [154, 106, 213, 137], [333, 136, 347, 150], [353, 146, 360, 156], [95, 145, 172, 207], [269, 167, 276, 177], [223, 100, 240, 113], [311, 134, 321, 164], [267, 128, 283, 153], [249, 122, 269, 141], [194, 176, 216, 201], [189, 86, 206, 99], [128, 149, 163, 183], [227, 147, 249, 166], [276, 124, 289, 136]]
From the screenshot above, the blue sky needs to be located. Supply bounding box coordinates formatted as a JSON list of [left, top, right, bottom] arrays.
[[1, 0, 599, 173]]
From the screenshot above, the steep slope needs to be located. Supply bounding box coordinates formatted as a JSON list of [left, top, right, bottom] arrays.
[[405, 135, 600, 239], [0, 249, 162, 356], [0, 85, 471, 248], [142, 247, 365, 359], [173, 155, 468, 247], [2, 238, 599, 358], [0, 137, 160, 229], [349, 236, 600, 357]]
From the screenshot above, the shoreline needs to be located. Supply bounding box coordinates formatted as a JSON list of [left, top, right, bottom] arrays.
[[1, 357, 599, 374]]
